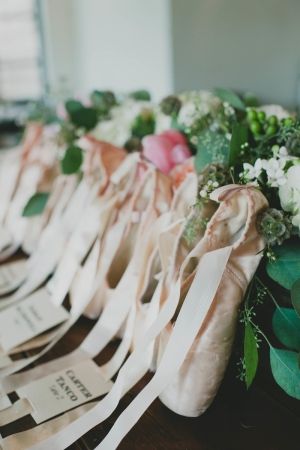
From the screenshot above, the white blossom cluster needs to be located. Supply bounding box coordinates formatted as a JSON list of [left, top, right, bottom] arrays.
[[279, 164, 300, 231], [177, 91, 222, 128], [241, 146, 291, 188], [241, 145, 300, 231], [92, 99, 154, 147]]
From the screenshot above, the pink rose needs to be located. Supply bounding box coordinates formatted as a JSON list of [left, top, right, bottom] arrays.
[[142, 130, 191, 174]]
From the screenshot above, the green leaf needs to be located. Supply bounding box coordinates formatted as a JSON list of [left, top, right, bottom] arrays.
[[244, 322, 259, 388], [270, 347, 300, 399], [130, 90, 151, 101], [90, 90, 116, 113], [65, 99, 83, 115], [61, 145, 83, 175], [69, 107, 98, 131], [291, 279, 300, 317], [272, 307, 300, 351], [195, 130, 230, 173], [22, 192, 49, 217], [214, 88, 246, 111], [266, 241, 300, 289], [131, 113, 155, 139], [229, 123, 248, 166]]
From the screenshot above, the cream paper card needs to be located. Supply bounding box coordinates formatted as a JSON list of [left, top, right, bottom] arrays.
[[0, 259, 27, 296], [17, 360, 113, 423], [0, 288, 69, 352]]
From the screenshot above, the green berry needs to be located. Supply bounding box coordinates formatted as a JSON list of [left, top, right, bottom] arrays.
[[268, 115, 278, 126], [250, 120, 262, 135], [257, 111, 266, 122], [266, 125, 277, 136], [283, 117, 293, 127], [247, 109, 257, 121]]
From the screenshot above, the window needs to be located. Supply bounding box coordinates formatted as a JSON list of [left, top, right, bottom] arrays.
[[0, 0, 43, 101]]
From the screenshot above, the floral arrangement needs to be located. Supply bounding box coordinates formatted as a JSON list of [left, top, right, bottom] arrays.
[[25, 87, 300, 401]]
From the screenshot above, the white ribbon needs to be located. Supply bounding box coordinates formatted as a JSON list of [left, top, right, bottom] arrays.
[[24, 246, 231, 450]]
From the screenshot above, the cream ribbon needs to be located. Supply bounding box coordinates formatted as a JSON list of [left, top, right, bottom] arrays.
[[5, 246, 231, 450]]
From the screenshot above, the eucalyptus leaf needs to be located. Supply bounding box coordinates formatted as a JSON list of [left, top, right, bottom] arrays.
[[244, 322, 258, 388], [131, 113, 155, 139], [270, 347, 300, 400], [291, 279, 300, 317], [214, 88, 245, 111], [61, 145, 83, 175], [130, 90, 151, 101], [69, 107, 98, 131], [22, 192, 49, 217], [272, 307, 300, 351], [266, 241, 300, 290], [90, 90, 116, 112], [65, 99, 83, 115], [229, 123, 248, 166], [195, 130, 230, 173]]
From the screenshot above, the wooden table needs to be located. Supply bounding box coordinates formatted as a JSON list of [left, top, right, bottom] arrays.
[[1, 313, 299, 450]]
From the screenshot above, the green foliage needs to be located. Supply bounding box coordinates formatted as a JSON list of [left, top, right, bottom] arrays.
[[22, 192, 49, 217], [131, 112, 155, 139], [266, 241, 300, 290], [90, 90, 116, 116], [61, 145, 83, 174], [195, 130, 230, 173], [70, 107, 98, 131], [291, 279, 300, 317], [229, 123, 248, 166], [214, 87, 246, 111], [270, 347, 300, 399], [244, 322, 259, 388], [65, 99, 98, 131], [65, 99, 83, 115], [272, 307, 300, 351], [130, 90, 151, 101]]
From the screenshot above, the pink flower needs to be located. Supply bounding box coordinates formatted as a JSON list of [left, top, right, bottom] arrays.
[[142, 130, 191, 174]]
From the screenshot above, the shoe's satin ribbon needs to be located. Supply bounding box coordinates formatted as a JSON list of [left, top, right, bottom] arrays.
[[12, 246, 231, 450]]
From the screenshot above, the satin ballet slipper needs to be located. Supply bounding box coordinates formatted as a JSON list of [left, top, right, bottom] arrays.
[[0, 175, 79, 301], [0, 172, 172, 418], [0, 144, 131, 371], [131, 169, 200, 357], [0, 125, 58, 259], [83, 161, 166, 319], [10, 208, 217, 450], [0, 139, 122, 305], [158, 184, 267, 417]]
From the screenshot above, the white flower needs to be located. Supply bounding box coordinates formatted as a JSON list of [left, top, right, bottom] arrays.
[[243, 158, 264, 180], [177, 101, 197, 127], [92, 99, 153, 146], [279, 164, 300, 231], [177, 90, 221, 128], [264, 157, 287, 187]]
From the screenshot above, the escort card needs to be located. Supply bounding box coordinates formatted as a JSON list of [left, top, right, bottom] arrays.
[[0, 353, 11, 368], [0, 288, 69, 352], [17, 360, 113, 423], [0, 259, 27, 296]]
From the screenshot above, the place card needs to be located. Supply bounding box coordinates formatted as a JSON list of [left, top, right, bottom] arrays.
[[17, 360, 113, 423], [0, 288, 69, 352], [0, 259, 27, 296]]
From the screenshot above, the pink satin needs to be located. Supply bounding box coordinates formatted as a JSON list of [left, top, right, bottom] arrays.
[[158, 185, 268, 416]]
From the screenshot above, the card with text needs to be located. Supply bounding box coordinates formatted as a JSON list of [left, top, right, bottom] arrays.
[[17, 360, 113, 423]]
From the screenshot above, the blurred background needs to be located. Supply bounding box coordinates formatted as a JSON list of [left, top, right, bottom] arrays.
[[1, 0, 300, 146]]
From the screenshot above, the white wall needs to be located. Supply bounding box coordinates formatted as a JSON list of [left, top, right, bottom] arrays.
[[172, 0, 300, 108], [41, 0, 77, 97], [43, 0, 300, 107], [43, 0, 173, 100]]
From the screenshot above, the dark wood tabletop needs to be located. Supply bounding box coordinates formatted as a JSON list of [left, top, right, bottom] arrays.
[[0, 311, 299, 450]]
